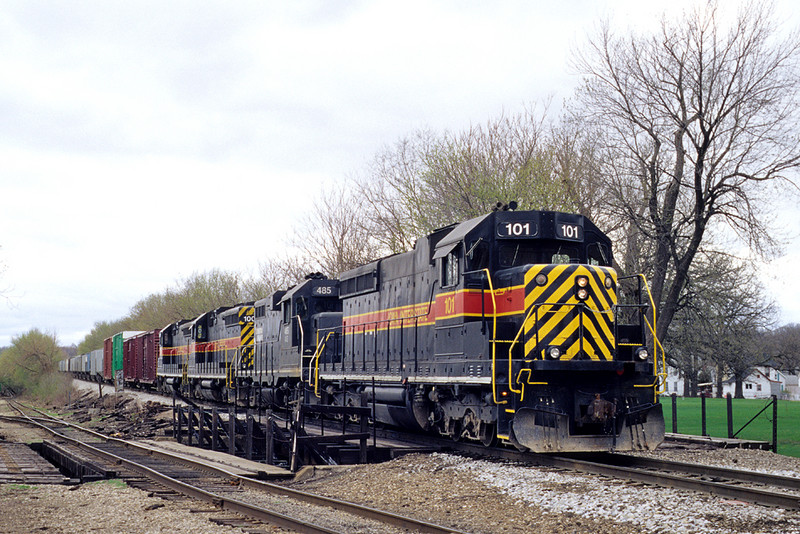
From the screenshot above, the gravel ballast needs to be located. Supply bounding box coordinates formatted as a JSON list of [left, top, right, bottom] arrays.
[[286, 451, 800, 534]]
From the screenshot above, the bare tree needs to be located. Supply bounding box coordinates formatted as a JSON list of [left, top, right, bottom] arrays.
[[767, 323, 800, 370], [245, 256, 314, 297], [354, 107, 582, 254], [78, 269, 256, 353], [293, 183, 384, 276], [572, 1, 800, 341]]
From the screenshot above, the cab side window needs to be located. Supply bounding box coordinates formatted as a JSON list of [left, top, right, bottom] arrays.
[[442, 249, 459, 287], [466, 239, 490, 271], [296, 297, 308, 319]]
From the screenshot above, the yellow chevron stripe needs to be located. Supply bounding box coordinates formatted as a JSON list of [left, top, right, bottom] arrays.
[[526, 312, 580, 357], [523, 264, 617, 361], [585, 301, 615, 345], [587, 276, 614, 312], [524, 264, 571, 309], [241, 327, 254, 346], [581, 317, 610, 360]]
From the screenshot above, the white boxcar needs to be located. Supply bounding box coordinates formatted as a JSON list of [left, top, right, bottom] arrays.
[[89, 349, 104, 381]]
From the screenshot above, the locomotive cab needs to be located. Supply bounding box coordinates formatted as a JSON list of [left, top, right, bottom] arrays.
[[277, 274, 342, 382], [157, 319, 190, 393]]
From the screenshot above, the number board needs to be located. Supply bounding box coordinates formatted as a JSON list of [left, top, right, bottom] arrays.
[[496, 221, 538, 238], [556, 222, 583, 241], [313, 285, 339, 297]]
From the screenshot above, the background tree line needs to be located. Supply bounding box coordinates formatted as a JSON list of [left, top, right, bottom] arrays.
[[3, 1, 799, 399]]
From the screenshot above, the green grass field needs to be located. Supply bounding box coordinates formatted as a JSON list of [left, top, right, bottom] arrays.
[[659, 395, 800, 458]]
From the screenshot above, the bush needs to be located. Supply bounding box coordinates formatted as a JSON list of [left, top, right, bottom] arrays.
[[0, 329, 71, 402]]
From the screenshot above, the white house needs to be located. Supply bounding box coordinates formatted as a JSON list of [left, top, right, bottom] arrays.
[[662, 366, 686, 396], [722, 367, 786, 399], [719, 367, 786, 399], [661, 365, 797, 399]]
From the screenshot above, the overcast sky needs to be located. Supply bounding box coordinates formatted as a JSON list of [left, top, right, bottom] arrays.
[[1, 0, 799, 348]]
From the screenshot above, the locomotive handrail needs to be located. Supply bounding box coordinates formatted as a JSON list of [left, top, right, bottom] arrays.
[[641, 315, 668, 398], [226, 347, 240, 389], [309, 331, 335, 397], [463, 268, 503, 403], [472, 268, 505, 406], [295, 314, 304, 355], [634, 273, 666, 398], [181, 351, 188, 386], [332, 281, 439, 332], [515, 368, 548, 401], [506, 307, 532, 396], [618, 273, 666, 400], [504, 299, 615, 401]]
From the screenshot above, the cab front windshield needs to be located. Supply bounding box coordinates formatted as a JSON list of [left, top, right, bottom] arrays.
[[496, 240, 611, 268]]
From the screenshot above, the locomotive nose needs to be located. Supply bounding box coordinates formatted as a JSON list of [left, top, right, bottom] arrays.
[[523, 264, 617, 361]]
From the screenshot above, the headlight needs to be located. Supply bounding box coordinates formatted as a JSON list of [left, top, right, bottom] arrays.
[[575, 276, 589, 300], [535, 273, 548, 286], [634, 347, 648, 361], [604, 276, 613, 289], [546, 346, 561, 360]]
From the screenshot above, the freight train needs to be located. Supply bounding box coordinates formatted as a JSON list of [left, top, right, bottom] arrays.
[[62, 207, 666, 453]]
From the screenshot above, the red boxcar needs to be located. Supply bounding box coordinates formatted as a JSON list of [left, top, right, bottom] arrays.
[[103, 336, 113, 381], [123, 330, 160, 387], [141, 329, 160, 385], [124, 335, 138, 383]]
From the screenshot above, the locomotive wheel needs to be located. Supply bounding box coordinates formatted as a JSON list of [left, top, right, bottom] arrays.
[[449, 418, 462, 442], [479, 422, 497, 447]]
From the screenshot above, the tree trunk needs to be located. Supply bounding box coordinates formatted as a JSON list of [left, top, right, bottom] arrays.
[[735, 378, 745, 399]]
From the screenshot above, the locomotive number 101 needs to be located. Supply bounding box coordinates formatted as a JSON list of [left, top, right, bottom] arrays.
[[497, 221, 537, 238], [557, 223, 583, 241]]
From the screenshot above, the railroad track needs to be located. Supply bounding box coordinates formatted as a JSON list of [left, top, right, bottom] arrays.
[[4, 400, 467, 534], [61, 384, 800, 511], [256, 405, 800, 511], [426, 436, 800, 510], [568, 451, 800, 509]]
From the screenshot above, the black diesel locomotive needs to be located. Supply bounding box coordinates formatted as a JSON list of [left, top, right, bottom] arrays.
[[311, 208, 665, 452], [146, 207, 665, 453]]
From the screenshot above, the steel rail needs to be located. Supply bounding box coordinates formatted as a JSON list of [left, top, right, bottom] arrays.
[[250, 408, 800, 510], [6, 400, 341, 534], [528, 454, 800, 510], [371, 430, 800, 510], [592, 452, 800, 491], [7, 400, 466, 534], [0, 414, 71, 426]]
